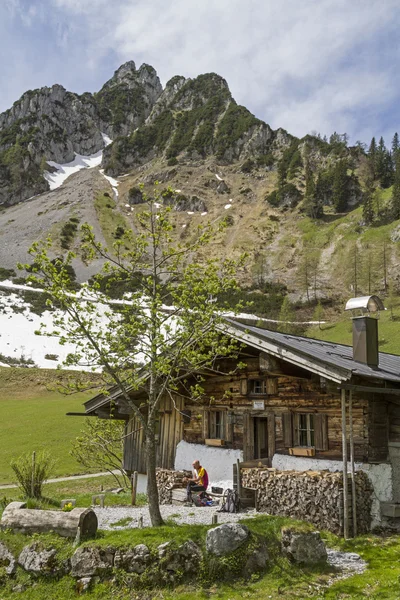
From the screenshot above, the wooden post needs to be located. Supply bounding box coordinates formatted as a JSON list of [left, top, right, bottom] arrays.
[[131, 471, 138, 506], [212, 514, 218, 525], [31, 451, 36, 498], [349, 390, 357, 537], [236, 459, 242, 499], [341, 389, 349, 539]]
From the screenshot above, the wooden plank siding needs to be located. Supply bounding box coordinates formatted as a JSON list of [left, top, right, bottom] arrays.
[[123, 395, 184, 474]]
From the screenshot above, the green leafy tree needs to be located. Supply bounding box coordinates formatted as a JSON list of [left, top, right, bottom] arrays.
[[313, 301, 324, 330], [21, 188, 244, 526], [71, 419, 129, 488], [278, 296, 296, 334]]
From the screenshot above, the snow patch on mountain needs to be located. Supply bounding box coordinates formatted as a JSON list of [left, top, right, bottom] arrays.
[[44, 151, 103, 191]]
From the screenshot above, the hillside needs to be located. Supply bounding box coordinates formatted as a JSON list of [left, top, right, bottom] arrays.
[[1, 59, 400, 338]]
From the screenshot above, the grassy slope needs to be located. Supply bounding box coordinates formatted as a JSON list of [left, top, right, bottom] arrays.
[[0, 367, 97, 484], [308, 299, 400, 355]]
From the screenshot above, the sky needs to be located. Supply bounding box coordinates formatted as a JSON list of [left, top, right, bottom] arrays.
[[2, 0, 400, 145]]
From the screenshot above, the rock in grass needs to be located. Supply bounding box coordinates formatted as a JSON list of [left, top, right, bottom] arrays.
[[18, 542, 65, 576], [70, 546, 115, 578], [206, 523, 250, 556], [281, 527, 327, 565], [0, 541, 16, 575], [114, 544, 152, 574]]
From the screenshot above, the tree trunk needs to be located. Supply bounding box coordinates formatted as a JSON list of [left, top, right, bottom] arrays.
[[146, 429, 163, 526]]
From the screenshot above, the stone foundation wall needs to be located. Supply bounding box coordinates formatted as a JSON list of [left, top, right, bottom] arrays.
[[241, 467, 373, 535]]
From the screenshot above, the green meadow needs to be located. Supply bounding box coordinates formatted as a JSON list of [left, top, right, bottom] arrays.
[[0, 367, 95, 484]]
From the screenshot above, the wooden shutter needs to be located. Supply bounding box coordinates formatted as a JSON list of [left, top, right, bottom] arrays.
[[203, 410, 209, 440], [267, 378, 278, 395], [225, 411, 233, 443], [282, 412, 293, 448], [243, 413, 255, 460], [240, 378, 249, 396], [268, 413, 276, 462], [314, 413, 328, 451]]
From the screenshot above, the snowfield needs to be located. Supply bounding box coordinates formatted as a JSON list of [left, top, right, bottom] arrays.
[[43, 133, 113, 192]]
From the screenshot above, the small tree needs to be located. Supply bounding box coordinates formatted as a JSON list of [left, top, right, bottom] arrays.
[[71, 419, 129, 488], [21, 187, 244, 526], [278, 296, 296, 334], [313, 301, 324, 330]]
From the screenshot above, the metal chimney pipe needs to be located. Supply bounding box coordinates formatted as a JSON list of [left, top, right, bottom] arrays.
[[352, 316, 379, 367]]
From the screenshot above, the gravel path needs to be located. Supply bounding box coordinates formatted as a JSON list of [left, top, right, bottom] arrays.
[[94, 504, 257, 530]]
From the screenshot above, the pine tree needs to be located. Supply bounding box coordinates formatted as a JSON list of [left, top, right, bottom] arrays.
[[392, 132, 399, 158], [376, 137, 386, 181], [391, 153, 400, 220], [303, 150, 322, 218], [332, 160, 349, 212], [368, 137, 377, 180], [362, 177, 375, 225]]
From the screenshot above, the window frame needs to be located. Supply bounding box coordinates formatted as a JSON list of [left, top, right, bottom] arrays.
[[295, 413, 315, 448], [249, 379, 267, 396]]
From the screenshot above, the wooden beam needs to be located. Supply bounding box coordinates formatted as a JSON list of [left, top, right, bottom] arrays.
[[341, 389, 349, 539], [339, 383, 400, 396]]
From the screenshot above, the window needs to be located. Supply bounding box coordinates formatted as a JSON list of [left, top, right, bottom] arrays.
[[297, 413, 315, 447], [282, 412, 328, 451], [209, 411, 225, 439], [250, 379, 267, 395]]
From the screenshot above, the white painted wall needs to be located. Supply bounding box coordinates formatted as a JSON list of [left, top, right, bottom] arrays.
[[272, 454, 392, 527], [174, 440, 243, 488]]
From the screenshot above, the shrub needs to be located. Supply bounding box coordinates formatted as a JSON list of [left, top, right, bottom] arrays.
[[10, 450, 55, 499], [241, 158, 254, 173], [167, 156, 178, 166]]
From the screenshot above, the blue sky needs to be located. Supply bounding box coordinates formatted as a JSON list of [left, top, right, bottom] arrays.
[[2, 0, 400, 145]]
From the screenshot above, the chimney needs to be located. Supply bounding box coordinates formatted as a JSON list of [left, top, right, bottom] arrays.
[[345, 296, 385, 368]]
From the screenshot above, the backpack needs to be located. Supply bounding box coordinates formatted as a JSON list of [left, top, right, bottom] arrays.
[[218, 488, 241, 513]]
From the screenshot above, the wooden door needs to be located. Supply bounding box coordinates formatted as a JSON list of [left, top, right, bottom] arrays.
[[254, 418, 269, 459]]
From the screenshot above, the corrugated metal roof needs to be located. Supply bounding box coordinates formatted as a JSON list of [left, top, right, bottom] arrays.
[[225, 319, 400, 384]]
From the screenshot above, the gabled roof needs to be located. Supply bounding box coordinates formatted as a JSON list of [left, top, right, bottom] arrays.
[[83, 317, 400, 416], [220, 319, 400, 385]]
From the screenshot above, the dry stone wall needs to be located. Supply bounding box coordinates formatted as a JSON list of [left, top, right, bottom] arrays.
[[241, 467, 373, 535]]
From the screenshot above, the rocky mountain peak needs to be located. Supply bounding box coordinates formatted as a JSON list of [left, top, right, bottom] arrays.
[[102, 60, 138, 88]]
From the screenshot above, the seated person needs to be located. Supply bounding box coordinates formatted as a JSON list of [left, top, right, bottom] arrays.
[[185, 459, 208, 501]]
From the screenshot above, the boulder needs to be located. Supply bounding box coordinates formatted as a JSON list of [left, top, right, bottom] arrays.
[[114, 544, 152, 574], [70, 546, 115, 578], [206, 523, 250, 556], [0, 541, 16, 575], [18, 542, 65, 576], [242, 542, 269, 578], [281, 528, 327, 565], [160, 540, 202, 575], [216, 180, 230, 194]]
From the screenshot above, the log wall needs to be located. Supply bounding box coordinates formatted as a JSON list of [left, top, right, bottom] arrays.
[[183, 366, 370, 463]]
